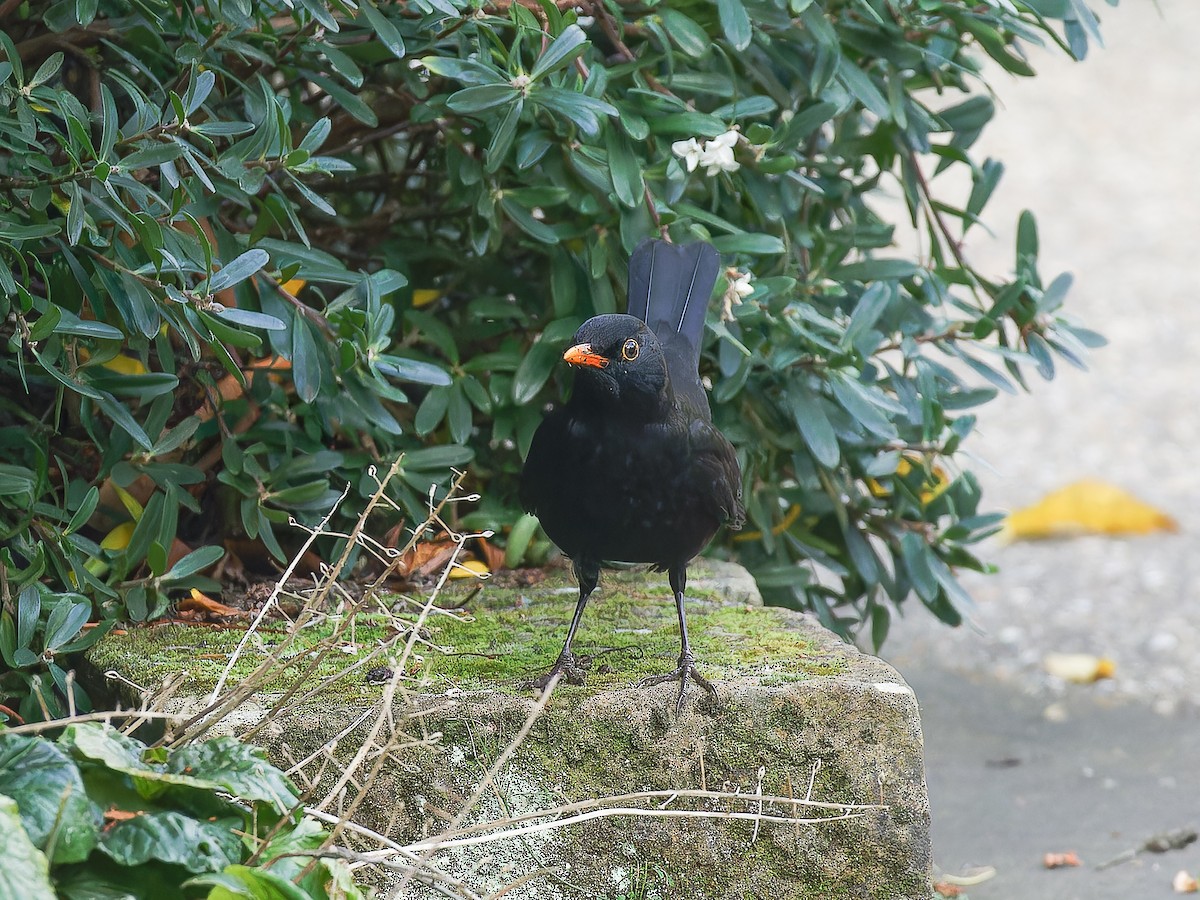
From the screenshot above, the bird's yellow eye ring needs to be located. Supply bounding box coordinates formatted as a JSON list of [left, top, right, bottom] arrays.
[[621, 339, 639, 361]]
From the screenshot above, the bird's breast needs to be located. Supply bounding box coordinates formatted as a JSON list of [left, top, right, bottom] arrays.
[[535, 415, 720, 567]]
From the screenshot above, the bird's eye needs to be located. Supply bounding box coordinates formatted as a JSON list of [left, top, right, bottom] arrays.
[[621, 339, 639, 361]]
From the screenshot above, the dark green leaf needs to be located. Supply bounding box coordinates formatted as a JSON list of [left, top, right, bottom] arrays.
[[1016, 209, 1039, 265], [0, 796, 55, 899], [711, 233, 785, 255], [31, 346, 103, 398], [837, 57, 890, 119], [359, 0, 406, 59], [120, 142, 185, 170], [0, 735, 101, 864], [374, 355, 452, 386], [96, 392, 154, 450], [711, 96, 777, 120], [512, 339, 561, 405], [291, 317, 322, 403], [533, 88, 617, 137], [500, 196, 559, 244], [786, 384, 839, 467], [844, 282, 893, 345], [208, 249, 269, 293], [52, 310, 124, 340], [716, 0, 752, 50], [605, 124, 643, 208], [939, 96, 995, 133], [65, 486, 100, 536], [421, 58, 506, 85], [65, 182, 84, 246], [836, 259, 921, 281], [415, 385, 450, 434], [447, 84, 519, 114], [659, 10, 711, 58], [829, 374, 898, 439], [447, 383, 473, 443], [28, 305, 62, 342], [162, 545, 224, 581], [167, 736, 300, 811], [100, 810, 241, 873], [486, 98, 523, 172], [531, 24, 588, 80], [899, 532, 937, 603], [213, 307, 287, 330], [44, 599, 89, 650], [185, 866, 312, 900], [402, 445, 474, 471]]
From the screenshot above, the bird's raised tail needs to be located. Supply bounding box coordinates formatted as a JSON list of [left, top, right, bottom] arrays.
[[626, 240, 720, 405]]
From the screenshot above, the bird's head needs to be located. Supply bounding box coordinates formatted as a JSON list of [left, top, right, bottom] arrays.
[[562, 314, 670, 415]]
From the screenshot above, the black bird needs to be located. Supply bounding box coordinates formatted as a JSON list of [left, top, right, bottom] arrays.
[[519, 239, 744, 710]]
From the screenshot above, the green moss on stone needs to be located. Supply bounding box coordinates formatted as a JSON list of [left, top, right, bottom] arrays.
[[87, 566, 844, 702]]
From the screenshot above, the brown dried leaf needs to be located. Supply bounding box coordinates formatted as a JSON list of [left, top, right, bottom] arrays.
[[477, 536, 506, 573], [177, 589, 243, 619], [401, 539, 458, 579]]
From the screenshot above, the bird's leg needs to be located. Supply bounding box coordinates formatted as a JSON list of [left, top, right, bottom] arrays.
[[638, 566, 718, 713], [532, 561, 599, 689]]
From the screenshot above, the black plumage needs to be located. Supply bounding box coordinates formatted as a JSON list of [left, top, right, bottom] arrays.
[[519, 239, 744, 710]]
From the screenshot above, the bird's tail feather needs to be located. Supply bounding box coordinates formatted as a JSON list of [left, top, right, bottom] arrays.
[[626, 239, 721, 360]]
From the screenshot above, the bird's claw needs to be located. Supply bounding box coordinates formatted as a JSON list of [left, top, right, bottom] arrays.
[[638, 653, 718, 714], [530, 650, 587, 691]]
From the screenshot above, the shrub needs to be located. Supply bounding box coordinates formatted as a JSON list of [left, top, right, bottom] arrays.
[[0, 721, 362, 898], [0, 0, 1109, 711]]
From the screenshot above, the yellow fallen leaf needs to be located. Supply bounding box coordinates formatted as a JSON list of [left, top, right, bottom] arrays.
[[449, 558, 490, 579], [412, 289, 442, 308], [100, 355, 148, 376], [1003, 480, 1177, 541], [101, 521, 136, 551], [79, 348, 149, 375], [112, 484, 145, 521]]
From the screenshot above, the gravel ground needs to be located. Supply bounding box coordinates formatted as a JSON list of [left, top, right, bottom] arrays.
[[869, 3, 1200, 896]]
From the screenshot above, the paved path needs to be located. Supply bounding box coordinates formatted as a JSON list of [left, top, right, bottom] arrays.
[[877, 2, 1200, 896]]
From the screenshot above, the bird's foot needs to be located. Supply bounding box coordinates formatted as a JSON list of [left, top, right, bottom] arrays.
[[638, 653, 718, 714], [529, 649, 588, 691]]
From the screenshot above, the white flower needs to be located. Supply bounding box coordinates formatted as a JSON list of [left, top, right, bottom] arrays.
[[709, 129, 739, 151], [722, 267, 753, 320], [731, 271, 754, 298], [671, 137, 703, 172], [698, 130, 741, 175], [674, 130, 742, 177]]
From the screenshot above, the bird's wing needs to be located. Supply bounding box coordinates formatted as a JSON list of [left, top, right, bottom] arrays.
[[519, 411, 567, 516], [626, 239, 720, 415], [688, 419, 745, 529]]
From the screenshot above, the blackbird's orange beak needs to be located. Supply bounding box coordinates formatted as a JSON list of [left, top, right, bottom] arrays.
[[563, 343, 609, 369]]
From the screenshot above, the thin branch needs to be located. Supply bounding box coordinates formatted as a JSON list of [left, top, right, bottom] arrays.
[[3, 709, 186, 736]]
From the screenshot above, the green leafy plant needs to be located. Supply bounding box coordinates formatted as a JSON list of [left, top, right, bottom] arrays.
[[0, 721, 362, 899], [0, 584, 113, 723], [0, 0, 1112, 687]]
